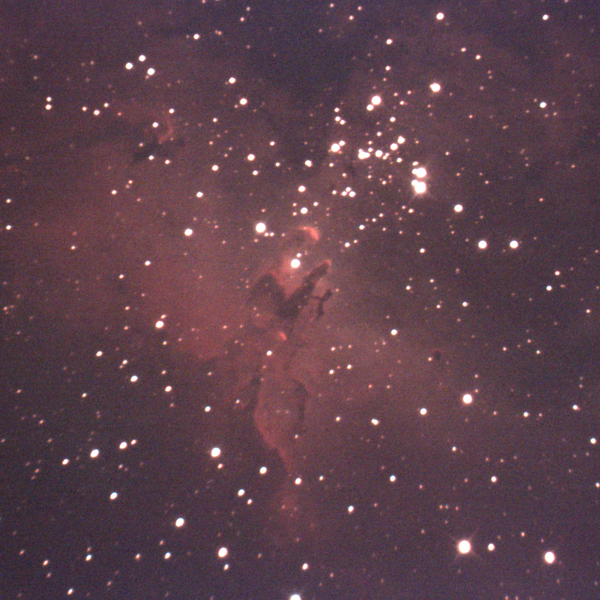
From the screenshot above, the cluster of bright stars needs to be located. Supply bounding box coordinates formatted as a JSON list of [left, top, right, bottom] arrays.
[[456, 539, 556, 565], [411, 163, 428, 195], [124, 54, 156, 78]]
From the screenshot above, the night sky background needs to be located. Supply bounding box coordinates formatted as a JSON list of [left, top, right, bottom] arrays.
[[2, 1, 600, 598]]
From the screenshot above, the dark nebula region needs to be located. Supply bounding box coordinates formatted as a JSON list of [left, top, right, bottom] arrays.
[[2, 1, 600, 598]]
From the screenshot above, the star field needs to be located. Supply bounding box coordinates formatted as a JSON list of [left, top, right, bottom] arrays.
[[2, 1, 600, 598]]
